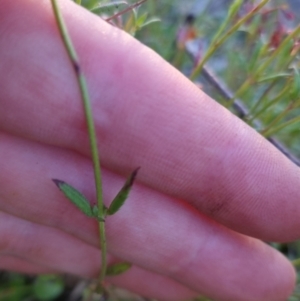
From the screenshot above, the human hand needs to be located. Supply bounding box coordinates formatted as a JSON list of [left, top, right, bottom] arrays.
[[1, 1, 299, 300]]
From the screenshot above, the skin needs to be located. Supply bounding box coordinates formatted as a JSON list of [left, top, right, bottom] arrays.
[[0, 0, 300, 300]]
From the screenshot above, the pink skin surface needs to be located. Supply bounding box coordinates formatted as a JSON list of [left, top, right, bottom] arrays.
[[0, 0, 299, 300]]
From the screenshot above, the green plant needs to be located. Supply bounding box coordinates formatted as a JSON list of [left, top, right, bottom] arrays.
[[51, 0, 140, 298], [166, 0, 300, 166], [0, 273, 64, 301]]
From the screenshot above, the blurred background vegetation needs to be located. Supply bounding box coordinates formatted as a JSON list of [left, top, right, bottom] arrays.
[[3, 0, 300, 300]]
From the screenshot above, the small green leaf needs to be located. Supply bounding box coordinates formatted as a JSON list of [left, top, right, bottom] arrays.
[[92, 205, 99, 217], [257, 72, 291, 83], [52, 179, 93, 217], [106, 262, 132, 276], [107, 167, 140, 216], [290, 67, 300, 99], [136, 12, 148, 28], [228, 0, 243, 19], [140, 17, 160, 29], [92, 205, 106, 222]]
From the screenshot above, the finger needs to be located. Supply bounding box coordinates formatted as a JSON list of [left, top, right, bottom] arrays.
[[0, 255, 53, 274], [0, 133, 295, 301], [1, 0, 300, 242], [0, 211, 197, 301], [108, 267, 198, 301], [0, 257, 196, 301], [0, 212, 101, 278]]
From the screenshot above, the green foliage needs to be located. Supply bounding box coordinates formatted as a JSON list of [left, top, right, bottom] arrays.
[[0, 273, 30, 301], [144, 0, 300, 158], [52, 179, 95, 217], [33, 275, 64, 301], [107, 168, 140, 216], [52, 168, 139, 219], [0, 274, 64, 301], [106, 262, 132, 276], [51, 2, 141, 296]]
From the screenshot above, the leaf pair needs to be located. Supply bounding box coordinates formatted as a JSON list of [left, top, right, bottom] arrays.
[[52, 167, 140, 220]]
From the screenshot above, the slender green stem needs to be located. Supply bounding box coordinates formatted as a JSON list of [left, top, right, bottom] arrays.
[[99, 221, 107, 284], [230, 24, 300, 103], [51, 0, 107, 288], [261, 113, 300, 138], [189, 0, 269, 80], [247, 82, 291, 123], [246, 81, 277, 120], [260, 101, 296, 134], [75, 0, 82, 5], [210, 0, 243, 47]]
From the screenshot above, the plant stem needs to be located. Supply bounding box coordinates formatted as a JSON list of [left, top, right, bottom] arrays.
[[261, 113, 300, 138], [261, 100, 298, 134], [105, 0, 148, 22], [246, 80, 277, 120], [51, 0, 107, 288], [230, 24, 300, 104], [189, 0, 269, 80], [210, 0, 244, 48], [247, 82, 292, 124]]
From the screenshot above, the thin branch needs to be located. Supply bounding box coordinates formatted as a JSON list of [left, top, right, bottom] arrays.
[[105, 0, 148, 22]]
